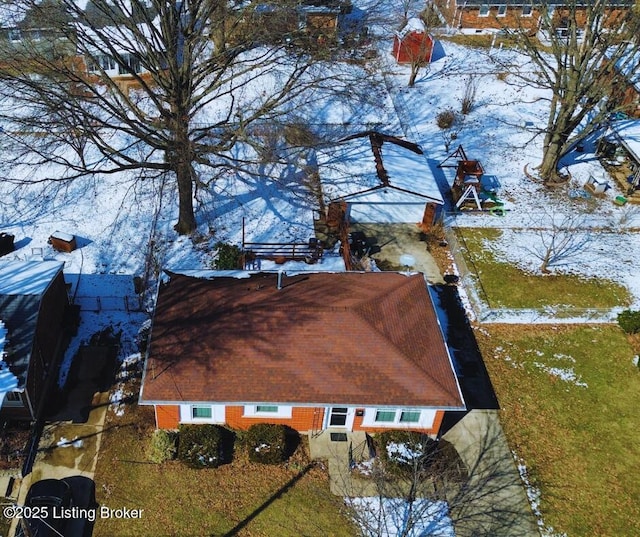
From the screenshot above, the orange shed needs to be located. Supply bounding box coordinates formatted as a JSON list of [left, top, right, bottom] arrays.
[[392, 18, 434, 64]]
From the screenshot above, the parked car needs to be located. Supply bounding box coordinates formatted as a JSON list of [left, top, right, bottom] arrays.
[[15, 479, 72, 537]]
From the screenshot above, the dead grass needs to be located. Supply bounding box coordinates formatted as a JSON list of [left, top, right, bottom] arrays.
[[476, 324, 640, 536], [92, 403, 356, 537], [455, 227, 630, 309], [439, 33, 518, 49], [37, 424, 99, 471], [0, 506, 10, 537]]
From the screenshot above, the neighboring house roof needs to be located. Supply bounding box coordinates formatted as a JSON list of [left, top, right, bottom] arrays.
[[614, 50, 640, 93], [0, 260, 65, 391], [397, 17, 427, 39], [140, 271, 464, 410], [317, 132, 443, 223]]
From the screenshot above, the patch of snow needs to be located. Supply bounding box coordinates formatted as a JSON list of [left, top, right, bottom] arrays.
[[532, 362, 588, 388], [513, 453, 568, 537], [109, 386, 126, 417], [348, 497, 454, 537], [552, 353, 576, 363], [386, 442, 422, 464], [353, 458, 375, 476], [0, 260, 64, 296], [57, 436, 83, 448]]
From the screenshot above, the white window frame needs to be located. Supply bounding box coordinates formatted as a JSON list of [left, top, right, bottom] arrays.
[[179, 404, 225, 423], [2, 392, 23, 407], [243, 405, 292, 418], [190, 405, 213, 420], [479, 4, 490, 17], [497, 5, 507, 17], [8, 29, 21, 42], [118, 53, 143, 75], [325, 407, 356, 429], [522, 4, 533, 17], [361, 408, 436, 429]]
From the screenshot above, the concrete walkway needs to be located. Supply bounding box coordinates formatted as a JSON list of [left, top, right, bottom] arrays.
[[443, 410, 540, 537], [308, 429, 379, 496], [349, 223, 444, 283], [8, 369, 112, 536]]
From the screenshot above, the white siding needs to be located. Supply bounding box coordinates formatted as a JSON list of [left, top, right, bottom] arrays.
[[361, 408, 436, 429]]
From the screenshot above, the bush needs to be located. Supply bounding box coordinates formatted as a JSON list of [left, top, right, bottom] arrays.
[[460, 76, 478, 115], [245, 423, 292, 464], [213, 242, 242, 270], [177, 424, 232, 468], [617, 309, 640, 334], [436, 109, 456, 129], [375, 430, 437, 476], [284, 123, 317, 147], [146, 429, 178, 463]]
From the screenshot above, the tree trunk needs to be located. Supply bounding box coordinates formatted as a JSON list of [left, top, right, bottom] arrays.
[[408, 63, 419, 87], [174, 160, 197, 234], [538, 139, 566, 184], [539, 119, 571, 184], [171, 114, 197, 235]]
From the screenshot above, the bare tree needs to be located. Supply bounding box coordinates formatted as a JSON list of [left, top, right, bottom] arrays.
[[436, 109, 464, 152], [391, 16, 435, 88], [342, 417, 539, 537], [460, 75, 479, 115], [522, 210, 591, 273], [0, 0, 353, 234], [496, 0, 640, 184]]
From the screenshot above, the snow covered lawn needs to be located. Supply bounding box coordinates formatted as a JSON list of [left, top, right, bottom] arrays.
[[348, 497, 455, 537]]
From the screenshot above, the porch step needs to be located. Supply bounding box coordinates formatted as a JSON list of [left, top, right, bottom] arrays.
[[308, 429, 368, 461]]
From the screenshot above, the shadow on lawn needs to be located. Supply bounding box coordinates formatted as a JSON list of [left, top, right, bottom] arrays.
[[218, 462, 315, 537]]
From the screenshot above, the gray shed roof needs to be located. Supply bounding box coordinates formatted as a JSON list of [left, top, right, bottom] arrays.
[[0, 261, 64, 391]]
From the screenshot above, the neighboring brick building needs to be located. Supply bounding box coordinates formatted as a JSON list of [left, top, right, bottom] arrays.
[[140, 271, 465, 437], [0, 260, 71, 421], [435, 0, 630, 34]]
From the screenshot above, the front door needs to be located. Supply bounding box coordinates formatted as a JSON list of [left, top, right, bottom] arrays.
[[327, 407, 355, 430]]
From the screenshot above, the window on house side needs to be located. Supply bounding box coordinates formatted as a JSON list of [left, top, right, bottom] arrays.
[[479, 5, 490, 16], [256, 405, 279, 413], [399, 410, 421, 423], [497, 5, 507, 17], [191, 406, 212, 419], [522, 4, 532, 16], [375, 410, 397, 422]]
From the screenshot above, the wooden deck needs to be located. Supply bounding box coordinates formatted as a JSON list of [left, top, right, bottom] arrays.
[[241, 240, 323, 268]]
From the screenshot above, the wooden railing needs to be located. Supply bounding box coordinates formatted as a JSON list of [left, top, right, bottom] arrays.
[[242, 240, 323, 268]]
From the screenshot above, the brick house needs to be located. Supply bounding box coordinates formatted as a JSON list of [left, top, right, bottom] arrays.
[[435, 0, 630, 34], [0, 260, 71, 421], [139, 271, 465, 437]]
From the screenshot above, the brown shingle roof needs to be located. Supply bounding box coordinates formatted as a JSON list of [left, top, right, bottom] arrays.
[[139, 271, 464, 409]]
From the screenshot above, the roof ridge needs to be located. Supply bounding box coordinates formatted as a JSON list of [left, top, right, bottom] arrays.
[[353, 275, 463, 403]]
